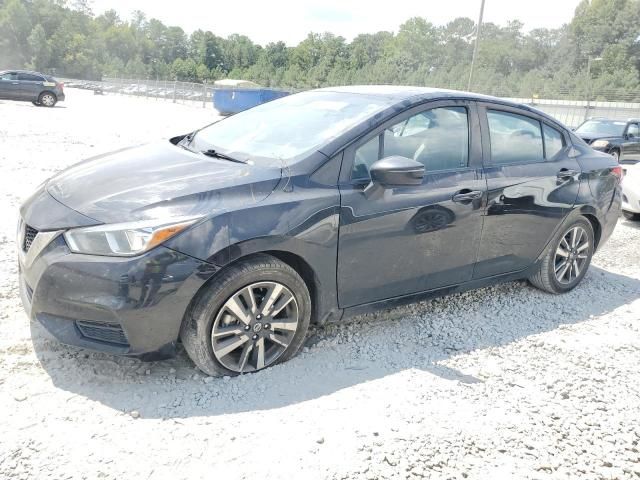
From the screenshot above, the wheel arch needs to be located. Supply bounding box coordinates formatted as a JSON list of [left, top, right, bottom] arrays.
[[182, 249, 332, 330], [581, 213, 602, 249]]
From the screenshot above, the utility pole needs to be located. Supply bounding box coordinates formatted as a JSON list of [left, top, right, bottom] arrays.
[[467, 0, 486, 92], [584, 56, 602, 121]]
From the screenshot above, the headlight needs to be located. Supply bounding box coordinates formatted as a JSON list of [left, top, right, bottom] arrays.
[[592, 140, 610, 148], [64, 216, 200, 257]]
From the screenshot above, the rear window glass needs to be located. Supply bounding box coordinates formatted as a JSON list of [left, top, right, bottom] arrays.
[[487, 110, 544, 164], [543, 124, 565, 159], [17, 73, 43, 81]]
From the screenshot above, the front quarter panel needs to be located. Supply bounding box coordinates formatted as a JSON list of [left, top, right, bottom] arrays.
[[225, 174, 341, 323]]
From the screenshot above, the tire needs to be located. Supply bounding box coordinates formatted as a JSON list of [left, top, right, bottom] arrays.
[[529, 217, 595, 294], [38, 92, 57, 107], [623, 210, 640, 221], [180, 254, 311, 376]]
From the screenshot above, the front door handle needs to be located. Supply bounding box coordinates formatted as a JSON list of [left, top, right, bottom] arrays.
[[557, 168, 579, 179], [452, 190, 483, 203]]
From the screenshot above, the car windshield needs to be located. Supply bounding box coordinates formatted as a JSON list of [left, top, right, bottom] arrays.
[[575, 120, 626, 137], [191, 91, 392, 164]]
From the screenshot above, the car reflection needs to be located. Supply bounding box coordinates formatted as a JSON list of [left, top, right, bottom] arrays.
[[408, 205, 456, 234]]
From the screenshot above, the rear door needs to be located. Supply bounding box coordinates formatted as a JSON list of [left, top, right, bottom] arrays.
[[17, 72, 45, 100], [473, 103, 581, 278], [337, 100, 487, 307], [0, 71, 20, 99]]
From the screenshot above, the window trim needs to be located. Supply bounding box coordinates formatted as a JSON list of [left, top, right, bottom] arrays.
[[478, 102, 570, 166], [341, 99, 479, 185]]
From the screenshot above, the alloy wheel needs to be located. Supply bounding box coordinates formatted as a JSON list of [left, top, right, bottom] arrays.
[[211, 281, 299, 373], [554, 226, 590, 284], [41, 94, 55, 107]]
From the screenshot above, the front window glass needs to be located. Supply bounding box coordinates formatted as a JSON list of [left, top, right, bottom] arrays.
[[627, 124, 640, 137], [192, 91, 392, 164], [0, 72, 17, 81], [575, 120, 627, 137], [352, 106, 469, 180]]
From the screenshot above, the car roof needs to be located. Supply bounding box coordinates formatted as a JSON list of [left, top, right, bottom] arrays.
[[0, 69, 47, 76], [315, 85, 562, 127]]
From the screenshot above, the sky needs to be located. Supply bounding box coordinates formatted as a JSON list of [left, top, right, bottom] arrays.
[[90, 0, 583, 46]]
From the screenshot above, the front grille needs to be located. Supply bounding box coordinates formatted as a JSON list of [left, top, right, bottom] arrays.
[[76, 320, 129, 346], [23, 225, 38, 252]]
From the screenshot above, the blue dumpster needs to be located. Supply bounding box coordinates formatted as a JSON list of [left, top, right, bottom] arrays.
[[213, 88, 290, 115]]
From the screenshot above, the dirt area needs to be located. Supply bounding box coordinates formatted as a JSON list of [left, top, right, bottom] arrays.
[[1, 89, 640, 480]]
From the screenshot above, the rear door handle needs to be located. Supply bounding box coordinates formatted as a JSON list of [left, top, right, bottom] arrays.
[[452, 190, 483, 203], [557, 168, 578, 179]]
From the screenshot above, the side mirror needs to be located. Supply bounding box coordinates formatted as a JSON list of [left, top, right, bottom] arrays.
[[364, 156, 425, 198]]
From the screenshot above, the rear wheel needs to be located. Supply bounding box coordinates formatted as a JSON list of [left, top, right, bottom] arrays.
[[623, 211, 640, 221], [529, 217, 595, 294], [38, 92, 57, 107], [180, 254, 311, 376]]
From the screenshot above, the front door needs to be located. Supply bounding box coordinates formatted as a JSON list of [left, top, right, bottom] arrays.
[[0, 72, 20, 99], [473, 103, 581, 278], [16, 72, 44, 100], [621, 122, 640, 162], [337, 100, 486, 307]]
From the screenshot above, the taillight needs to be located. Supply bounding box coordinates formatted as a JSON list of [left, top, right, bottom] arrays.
[[611, 166, 623, 180], [58, 82, 64, 92]]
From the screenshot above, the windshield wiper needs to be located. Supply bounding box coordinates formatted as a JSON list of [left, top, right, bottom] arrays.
[[201, 149, 247, 164]]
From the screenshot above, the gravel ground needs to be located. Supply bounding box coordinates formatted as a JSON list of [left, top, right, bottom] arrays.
[[1, 90, 640, 480]]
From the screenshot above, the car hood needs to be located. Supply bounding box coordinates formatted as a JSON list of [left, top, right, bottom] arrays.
[[46, 141, 282, 224]]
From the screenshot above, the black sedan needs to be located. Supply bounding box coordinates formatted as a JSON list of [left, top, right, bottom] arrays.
[[575, 118, 640, 163], [18, 86, 621, 376], [0, 69, 65, 107]]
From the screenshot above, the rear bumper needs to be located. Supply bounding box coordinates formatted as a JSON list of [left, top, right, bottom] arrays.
[[19, 234, 218, 358]]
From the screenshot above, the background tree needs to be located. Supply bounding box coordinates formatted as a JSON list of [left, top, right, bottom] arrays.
[[0, 0, 638, 98]]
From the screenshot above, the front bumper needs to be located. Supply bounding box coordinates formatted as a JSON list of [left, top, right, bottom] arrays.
[[19, 232, 217, 358]]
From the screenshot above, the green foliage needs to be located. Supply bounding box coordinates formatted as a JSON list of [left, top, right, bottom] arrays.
[[1, 0, 639, 96]]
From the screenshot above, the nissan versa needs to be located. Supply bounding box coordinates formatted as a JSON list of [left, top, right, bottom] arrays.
[[18, 86, 621, 376]]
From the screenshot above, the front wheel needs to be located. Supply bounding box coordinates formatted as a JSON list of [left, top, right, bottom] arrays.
[[529, 217, 595, 294], [180, 254, 311, 376]]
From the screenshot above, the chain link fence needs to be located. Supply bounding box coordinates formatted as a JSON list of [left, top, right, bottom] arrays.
[[61, 77, 640, 128]]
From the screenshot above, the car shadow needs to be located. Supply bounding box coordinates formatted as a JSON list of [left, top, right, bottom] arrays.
[[31, 266, 640, 419]]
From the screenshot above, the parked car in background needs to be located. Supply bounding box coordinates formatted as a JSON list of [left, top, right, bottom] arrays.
[[574, 117, 640, 163], [18, 86, 621, 376], [621, 162, 640, 220], [0, 70, 65, 107]]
